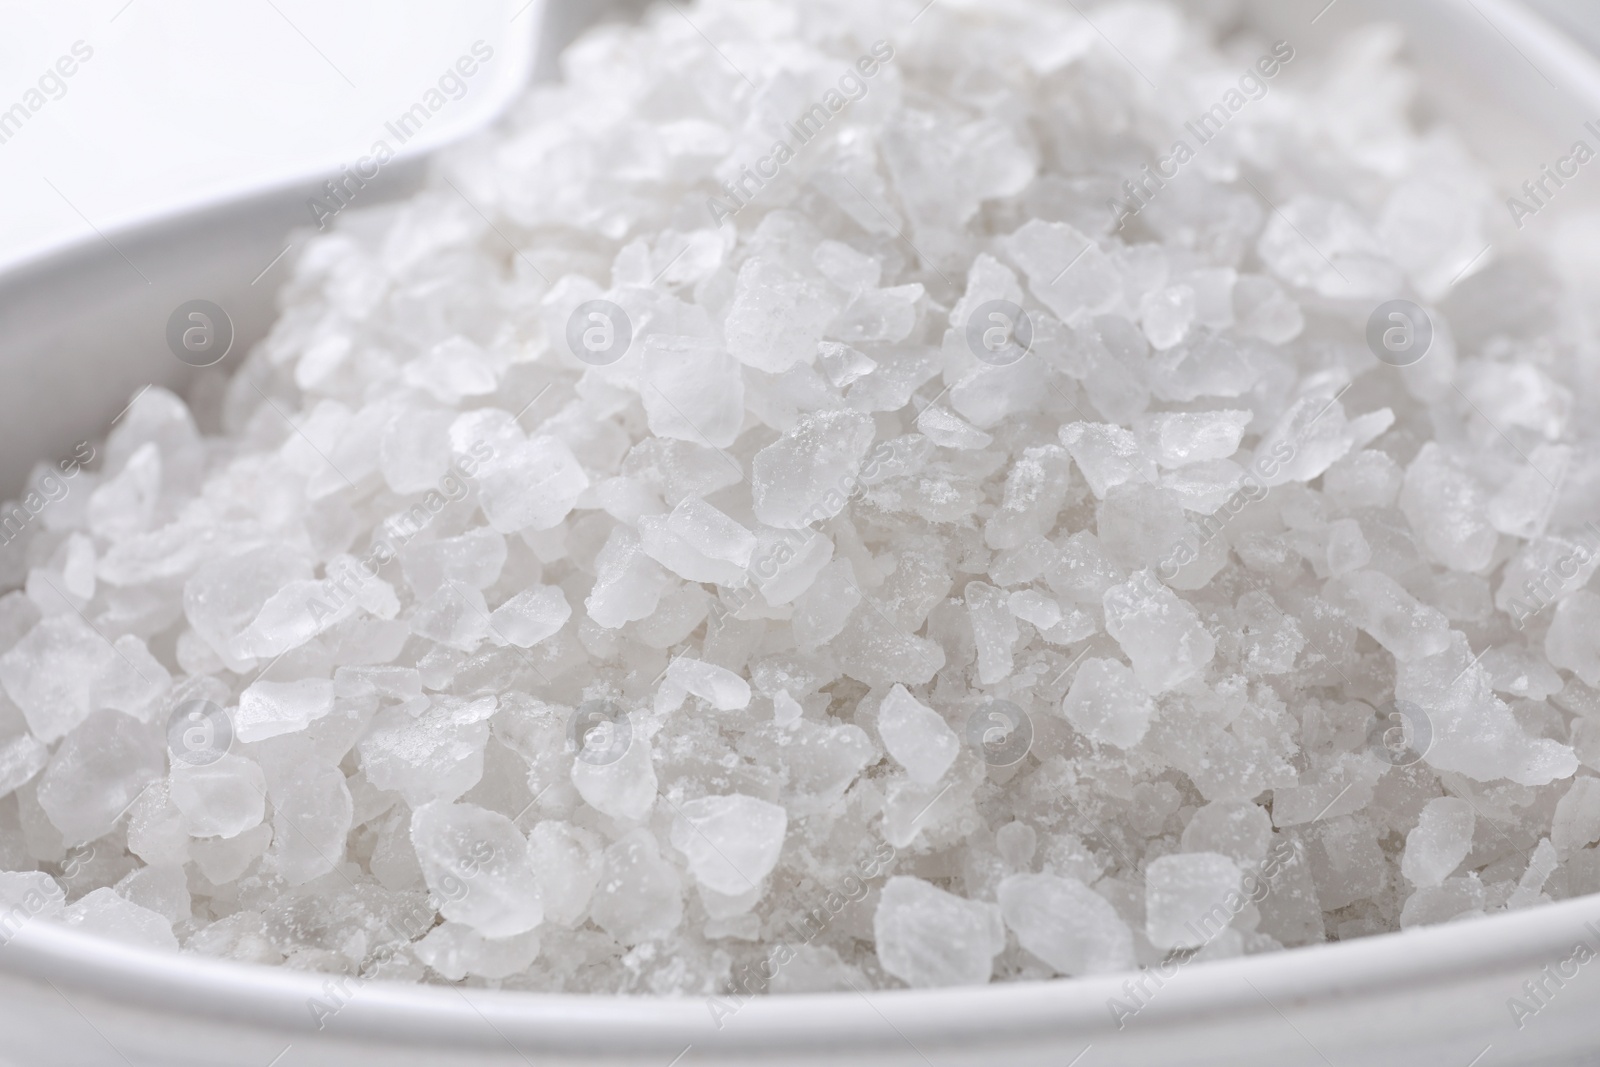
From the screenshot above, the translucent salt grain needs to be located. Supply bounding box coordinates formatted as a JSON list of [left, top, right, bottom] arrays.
[[813, 241, 881, 294], [1323, 449, 1403, 511], [1144, 410, 1251, 469], [985, 445, 1073, 550], [1498, 535, 1600, 617], [1007, 589, 1062, 631], [790, 559, 861, 650], [769, 944, 867, 994], [1507, 838, 1560, 909], [916, 405, 993, 450], [570, 733, 656, 822], [359, 696, 496, 807], [0, 732, 48, 798], [966, 582, 1019, 684], [1401, 797, 1475, 887], [995, 821, 1038, 870], [638, 515, 746, 586], [833, 284, 924, 346], [874, 876, 1005, 988], [589, 827, 683, 945], [1048, 531, 1124, 605], [669, 793, 787, 897], [1250, 392, 1393, 492], [416, 922, 540, 981], [1326, 570, 1451, 663], [169, 756, 266, 839], [1400, 876, 1486, 929], [1550, 778, 1600, 855], [58, 887, 177, 952], [833, 606, 946, 689], [1396, 632, 1576, 786], [37, 710, 165, 846], [997, 872, 1135, 975], [1546, 591, 1600, 687], [0, 870, 64, 922], [489, 586, 571, 648], [0, 616, 124, 742], [817, 341, 877, 388], [124, 782, 189, 868], [476, 435, 590, 533], [1488, 446, 1567, 539], [380, 410, 454, 494], [1161, 459, 1245, 514], [1400, 443, 1498, 572], [1097, 483, 1191, 570], [114, 863, 190, 925], [877, 684, 959, 784], [751, 410, 876, 529], [585, 525, 670, 629], [771, 690, 805, 726], [1181, 801, 1274, 868], [400, 527, 507, 600], [1003, 220, 1120, 324], [1103, 573, 1215, 693], [1139, 284, 1196, 350], [1061, 658, 1152, 749], [1257, 195, 1401, 299], [409, 583, 491, 651], [410, 801, 542, 938], [1481, 645, 1564, 701], [236, 678, 335, 742], [642, 335, 746, 447], [268, 762, 353, 885], [403, 336, 499, 403], [724, 259, 841, 374], [1324, 518, 1371, 577], [1145, 852, 1242, 950], [1271, 751, 1383, 827], [527, 821, 602, 927], [667, 498, 756, 568], [1060, 423, 1155, 499], [655, 658, 751, 714], [184, 545, 313, 670]]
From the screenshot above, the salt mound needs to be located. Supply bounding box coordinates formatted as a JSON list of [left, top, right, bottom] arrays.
[[0, 0, 1596, 1000]]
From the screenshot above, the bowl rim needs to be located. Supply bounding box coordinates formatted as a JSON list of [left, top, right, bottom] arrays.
[[7, 891, 1600, 1055]]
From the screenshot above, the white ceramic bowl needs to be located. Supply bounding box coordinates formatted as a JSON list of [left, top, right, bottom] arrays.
[[4, 1, 1600, 1064]]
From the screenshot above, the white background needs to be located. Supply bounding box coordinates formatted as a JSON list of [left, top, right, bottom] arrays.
[[0, 0, 539, 270]]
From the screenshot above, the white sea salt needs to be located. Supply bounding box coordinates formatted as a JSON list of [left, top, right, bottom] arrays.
[[1400, 798, 1475, 888], [1, 0, 1594, 999], [1146, 852, 1243, 951], [876, 684, 959, 784], [235, 678, 335, 742], [59, 887, 177, 952], [488, 585, 571, 648], [669, 793, 787, 898], [1103, 573, 1215, 693], [410, 801, 542, 938], [751, 410, 876, 529], [415, 922, 540, 981], [1061, 658, 1152, 749], [589, 828, 683, 946], [168, 755, 266, 839], [998, 873, 1134, 976], [874, 876, 1005, 988]]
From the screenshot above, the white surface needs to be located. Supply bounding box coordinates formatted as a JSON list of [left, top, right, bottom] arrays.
[[0, 0, 538, 271]]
